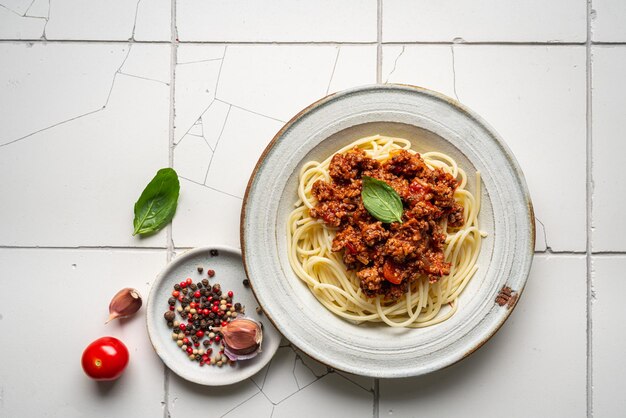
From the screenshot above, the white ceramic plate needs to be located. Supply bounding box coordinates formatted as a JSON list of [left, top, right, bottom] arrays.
[[241, 84, 534, 378], [146, 246, 280, 386]]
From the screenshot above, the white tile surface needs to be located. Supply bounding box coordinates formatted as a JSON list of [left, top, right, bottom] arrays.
[[273, 373, 373, 418], [592, 0, 626, 42], [176, 0, 377, 42], [383, 45, 587, 251], [216, 45, 357, 121], [0, 4, 47, 39], [171, 179, 243, 249], [0, 3, 619, 417], [0, 249, 166, 417], [380, 255, 587, 418], [0, 43, 170, 247], [383, 0, 587, 42], [592, 46, 626, 252], [133, 0, 171, 41], [40, 0, 169, 41], [592, 256, 626, 416], [172, 45, 376, 247]]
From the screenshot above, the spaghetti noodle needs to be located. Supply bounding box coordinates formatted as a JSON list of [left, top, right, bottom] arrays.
[[287, 135, 485, 328]]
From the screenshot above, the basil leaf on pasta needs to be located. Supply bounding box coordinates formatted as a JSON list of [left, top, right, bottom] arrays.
[[361, 176, 403, 224]]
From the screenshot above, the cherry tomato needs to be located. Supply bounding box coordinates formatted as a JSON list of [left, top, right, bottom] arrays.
[[383, 260, 403, 285], [81, 336, 129, 381]]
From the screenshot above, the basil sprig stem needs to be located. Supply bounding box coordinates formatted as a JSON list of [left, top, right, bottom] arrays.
[[361, 176, 403, 224]]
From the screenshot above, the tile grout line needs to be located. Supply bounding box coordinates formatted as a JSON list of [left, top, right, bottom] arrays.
[[1, 39, 615, 45], [164, 0, 177, 417], [376, 0, 382, 84], [374, 1, 382, 415], [586, 0, 594, 416]]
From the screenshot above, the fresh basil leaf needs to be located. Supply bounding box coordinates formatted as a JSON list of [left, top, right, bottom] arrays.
[[133, 168, 180, 236], [361, 176, 403, 224]]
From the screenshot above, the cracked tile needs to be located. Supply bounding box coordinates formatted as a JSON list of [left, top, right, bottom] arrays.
[[120, 43, 171, 84], [0, 43, 128, 145], [177, 44, 226, 64], [223, 392, 273, 418], [293, 357, 317, 389], [0, 249, 166, 417], [534, 218, 548, 252], [200, 100, 230, 150], [592, 47, 626, 251], [217, 45, 374, 121], [382, 45, 455, 97], [383, 0, 586, 42], [292, 347, 329, 378], [171, 179, 242, 248], [133, 0, 170, 41], [0, 44, 170, 246], [326, 45, 377, 94], [0, 4, 46, 38], [187, 119, 203, 136], [45, 0, 137, 40], [380, 255, 586, 418], [259, 347, 300, 404], [174, 133, 212, 184], [174, 46, 225, 142], [335, 371, 374, 392], [25, 0, 47, 18], [204, 106, 283, 198], [168, 372, 259, 418], [176, 0, 376, 42], [273, 373, 374, 418], [592, 256, 626, 415], [592, 0, 626, 42], [2, 0, 32, 15], [250, 363, 270, 390], [383, 45, 586, 251]]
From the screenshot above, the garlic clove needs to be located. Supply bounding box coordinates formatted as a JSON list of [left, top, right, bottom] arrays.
[[213, 318, 263, 361], [106, 288, 142, 323]]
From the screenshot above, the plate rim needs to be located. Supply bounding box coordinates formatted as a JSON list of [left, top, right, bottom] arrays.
[[146, 244, 280, 386], [240, 83, 535, 377]]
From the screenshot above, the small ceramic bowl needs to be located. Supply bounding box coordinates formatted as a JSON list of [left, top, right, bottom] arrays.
[[241, 84, 534, 378], [146, 245, 281, 385]]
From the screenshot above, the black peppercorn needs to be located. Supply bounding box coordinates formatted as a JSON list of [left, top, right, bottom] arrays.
[[174, 283, 181, 291], [210, 249, 218, 256], [256, 306, 263, 315], [209, 312, 216, 319], [195, 354, 202, 361], [203, 340, 210, 347], [168, 297, 176, 305], [202, 278, 209, 287], [167, 321, 173, 327], [197, 266, 203, 273], [190, 283, 197, 290], [196, 282, 203, 289], [181, 288, 188, 295], [192, 336, 199, 343], [216, 290, 222, 296], [164, 311, 176, 321], [242, 279, 250, 287], [173, 326, 180, 333], [234, 303, 242, 311]]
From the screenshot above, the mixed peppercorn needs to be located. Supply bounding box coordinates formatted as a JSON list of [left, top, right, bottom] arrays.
[[164, 264, 245, 368]]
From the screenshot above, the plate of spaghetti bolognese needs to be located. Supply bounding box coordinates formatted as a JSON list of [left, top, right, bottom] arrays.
[[240, 84, 534, 378]]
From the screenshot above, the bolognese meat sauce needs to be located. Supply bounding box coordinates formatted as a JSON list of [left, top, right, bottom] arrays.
[[309, 148, 464, 300]]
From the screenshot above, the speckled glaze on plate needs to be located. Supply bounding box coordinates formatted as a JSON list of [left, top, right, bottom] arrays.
[[146, 246, 281, 386], [240, 84, 534, 378]]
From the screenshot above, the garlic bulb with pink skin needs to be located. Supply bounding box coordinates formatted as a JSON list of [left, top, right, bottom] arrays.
[[212, 318, 263, 361]]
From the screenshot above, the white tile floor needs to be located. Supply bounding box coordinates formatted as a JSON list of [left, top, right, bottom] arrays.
[[0, 1, 622, 417]]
